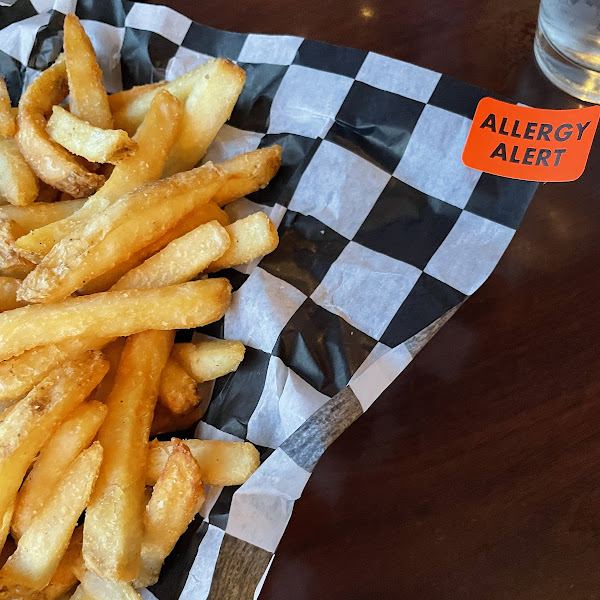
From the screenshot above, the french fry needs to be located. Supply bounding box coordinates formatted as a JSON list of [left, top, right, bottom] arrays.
[[111, 220, 230, 291], [0, 137, 39, 206], [1, 443, 103, 590], [133, 440, 204, 588], [113, 60, 226, 135], [0, 276, 26, 311], [0, 578, 40, 600], [0, 219, 34, 278], [79, 203, 229, 295], [0, 200, 85, 233], [41, 527, 82, 600], [172, 340, 246, 383], [79, 570, 141, 600], [150, 400, 208, 437], [212, 145, 282, 206], [158, 358, 201, 415], [206, 212, 279, 272], [89, 338, 125, 404], [0, 279, 230, 361], [12, 402, 107, 539], [163, 59, 245, 176], [17, 89, 182, 259], [0, 353, 108, 550], [0, 78, 15, 138], [63, 14, 112, 129], [83, 330, 173, 581], [19, 162, 225, 304], [16, 57, 105, 197], [46, 107, 137, 165], [0, 335, 111, 404], [107, 82, 165, 114], [146, 439, 260, 487]]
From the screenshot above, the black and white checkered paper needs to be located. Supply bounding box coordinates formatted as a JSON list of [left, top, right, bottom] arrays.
[[0, 0, 539, 597]]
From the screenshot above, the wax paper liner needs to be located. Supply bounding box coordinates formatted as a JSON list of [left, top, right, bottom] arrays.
[[0, 0, 539, 597]]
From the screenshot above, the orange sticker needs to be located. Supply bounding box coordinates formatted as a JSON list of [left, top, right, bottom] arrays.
[[462, 97, 600, 182]]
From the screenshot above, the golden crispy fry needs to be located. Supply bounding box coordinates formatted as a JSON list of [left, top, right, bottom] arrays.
[[0, 78, 15, 138], [0, 578, 41, 600], [78, 570, 141, 600], [41, 526, 82, 600], [113, 60, 226, 135], [89, 338, 125, 404], [12, 402, 107, 539], [19, 162, 224, 304], [172, 340, 246, 383], [0, 200, 85, 233], [63, 14, 112, 129], [17, 90, 182, 259], [84, 330, 173, 582], [212, 145, 282, 206], [111, 220, 230, 291], [79, 203, 228, 294], [207, 212, 278, 272], [0, 137, 39, 206], [0, 276, 26, 311], [158, 358, 201, 415], [150, 400, 208, 437], [0, 335, 111, 404], [0, 279, 230, 361], [1, 443, 103, 590], [46, 107, 137, 164], [163, 59, 245, 176], [107, 82, 165, 114], [0, 219, 34, 278], [0, 353, 108, 550], [133, 440, 204, 588], [146, 439, 260, 487], [16, 57, 105, 197]]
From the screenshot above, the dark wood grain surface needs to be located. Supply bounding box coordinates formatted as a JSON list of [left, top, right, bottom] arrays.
[[156, 1, 600, 597]]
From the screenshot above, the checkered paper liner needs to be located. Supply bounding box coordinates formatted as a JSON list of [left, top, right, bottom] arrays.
[[0, 0, 539, 598]]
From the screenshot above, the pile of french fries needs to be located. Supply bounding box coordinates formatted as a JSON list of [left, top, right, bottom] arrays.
[[0, 13, 282, 599]]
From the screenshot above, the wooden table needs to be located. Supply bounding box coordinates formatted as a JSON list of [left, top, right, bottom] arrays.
[[159, 0, 600, 597]]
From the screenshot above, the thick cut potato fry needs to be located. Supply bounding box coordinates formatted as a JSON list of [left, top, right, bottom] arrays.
[[163, 59, 245, 176], [150, 400, 208, 436], [212, 145, 282, 206], [16, 57, 104, 197], [0, 219, 34, 278], [89, 338, 125, 404], [0, 335, 111, 404], [111, 220, 230, 291], [0, 353, 108, 550], [17, 90, 182, 259], [207, 212, 279, 272], [172, 340, 246, 383], [0, 78, 15, 138], [0, 276, 25, 311], [79, 203, 228, 295], [12, 402, 107, 539], [107, 82, 165, 114], [2, 443, 103, 590], [19, 162, 224, 304], [41, 526, 82, 600], [63, 14, 112, 129], [84, 330, 173, 582], [0, 279, 230, 361], [47, 107, 137, 165], [133, 440, 204, 588], [158, 358, 201, 415], [113, 60, 226, 135], [79, 570, 141, 600], [0, 200, 85, 233], [0, 137, 39, 207], [146, 439, 260, 487]]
